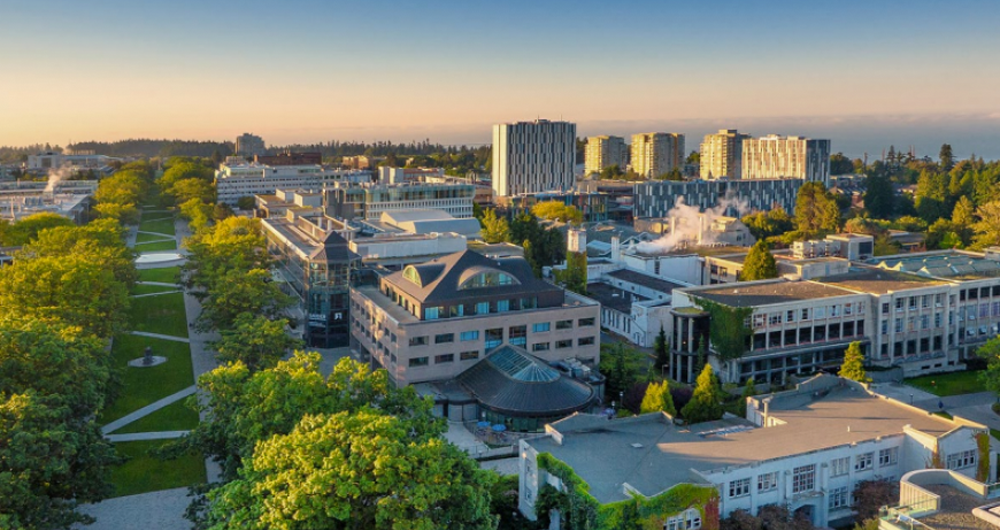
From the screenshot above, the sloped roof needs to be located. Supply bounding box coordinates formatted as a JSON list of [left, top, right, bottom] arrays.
[[457, 345, 595, 417], [387, 250, 557, 303], [307, 230, 357, 263]]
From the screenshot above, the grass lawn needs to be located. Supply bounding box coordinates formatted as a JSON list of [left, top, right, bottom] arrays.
[[99, 335, 193, 424], [138, 217, 176, 236], [114, 398, 199, 434], [136, 231, 174, 244], [906, 370, 985, 396], [111, 440, 206, 498], [138, 266, 181, 284], [136, 240, 178, 252], [132, 284, 180, 296], [129, 292, 188, 338]]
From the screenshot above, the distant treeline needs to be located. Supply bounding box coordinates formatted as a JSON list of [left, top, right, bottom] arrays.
[[67, 139, 236, 158]]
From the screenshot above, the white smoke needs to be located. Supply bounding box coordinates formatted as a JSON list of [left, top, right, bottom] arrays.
[[43, 165, 73, 194], [635, 193, 748, 254]]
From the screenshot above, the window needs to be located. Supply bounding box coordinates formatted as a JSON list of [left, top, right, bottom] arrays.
[[829, 486, 849, 509], [757, 472, 778, 492], [532, 342, 550, 352], [729, 477, 751, 498], [879, 447, 898, 466], [831, 305, 841, 317], [509, 325, 527, 346], [815, 306, 826, 319], [460, 350, 479, 361], [792, 465, 815, 493], [936, 293, 944, 307], [425, 306, 441, 320], [435, 354, 454, 364], [769, 313, 782, 326], [881, 320, 888, 335], [556, 339, 573, 349], [409, 336, 428, 347], [909, 297, 917, 310], [409, 356, 428, 367], [935, 313, 942, 328], [946, 450, 976, 470], [801, 308, 810, 321], [435, 333, 454, 344], [556, 319, 573, 330], [922, 295, 930, 308], [533, 322, 551, 333], [895, 319, 903, 333], [921, 315, 929, 330], [855, 452, 874, 471], [882, 302, 890, 314], [579, 337, 596, 346], [831, 457, 850, 477], [485, 328, 503, 349], [579, 317, 596, 327], [786, 310, 796, 323], [459, 270, 516, 289], [896, 298, 904, 312], [845, 303, 853, 316], [475, 302, 489, 315], [664, 509, 701, 530], [497, 300, 510, 313], [753, 314, 765, 328], [460, 330, 480, 342]]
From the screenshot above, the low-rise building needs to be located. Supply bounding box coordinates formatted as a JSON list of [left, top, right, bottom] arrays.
[[349, 232, 467, 269], [215, 160, 370, 204], [254, 188, 323, 218], [634, 178, 803, 218], [377, 167, 446, 184], [587, 269, 687, 348], [323, 181, 475, 221]]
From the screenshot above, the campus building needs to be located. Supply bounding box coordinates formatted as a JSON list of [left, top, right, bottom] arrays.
[[323, 181, 475, 221], [214, 160, 369, 204], [584, 135, 627, 176], [492, 119, 576, 197], [519, 374, 993, 529], [742, 134, 831, 184], [235, 132, 265, 157], [630, 132, 685, 178], [700, 129, 749, 179], [633, 178, 803, 218]]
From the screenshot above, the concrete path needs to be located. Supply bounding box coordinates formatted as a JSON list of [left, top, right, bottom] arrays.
[[106, 431, 190, 442], [137, 230, 174, 237], [480, 457, 520, 476], [443, 422, 490, 455], [132, 290, 183, 298], [74, 487, 191, 530], [871, 382, 939, 406], [137, 281, 183, 288], [102, 386, 197, 434], [129, 331, 190, 343]]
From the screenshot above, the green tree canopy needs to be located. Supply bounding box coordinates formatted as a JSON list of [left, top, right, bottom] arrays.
[[971, 201, 1000, 249], [480, 208, 510, 244], [794, 181, 840, 236], [196, 268, 294, 332], [839, 341, 870, 383], [863, 172, 894, 218], [681, 364, 724, 424], [530, 201, 584, 225], [0, 213, 74, 246], [741, 240, 778, 281], [640, 380, 676, 416], [212, 313, 302, 373]]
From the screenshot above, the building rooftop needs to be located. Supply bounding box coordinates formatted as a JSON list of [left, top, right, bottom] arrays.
[[605, 268, 685, 293], [869, 250, 1000, 280], [529, 377, 957, 504], [818, 268, 949, 294], [585, 282, 650, 313], [686, 279, 856, 308]]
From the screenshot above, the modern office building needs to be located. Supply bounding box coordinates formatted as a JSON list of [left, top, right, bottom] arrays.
[[633, 178, 804, 218], [377, 167, 446, 184], [630, 132, 684, 178], [261, 211, 359, 348], [518, 374, 993, 529], [492, 119, 576, 197], [322, 181, 475, 221], [215, 160, 369, 204], [699, 129, 749, 179], [584, 135, 627, 176], [742, 135, 831, 184], [235, 132, 266, 157]]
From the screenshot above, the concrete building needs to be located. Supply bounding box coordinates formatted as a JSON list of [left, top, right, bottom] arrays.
[[633, 178, 804, 218], [584, 135, 627, 176], [26, 151, 120, 174], [587, 269, 687, 348], [349, 232, 468, 269], [376, 209, 481, 239], [700, 129, 749, 180], [261, 211, 358, 348], [519, 374, 993, 529], [492, 119, 576, 197], [235, 132, 265, 157], [0, 181, 94, 223], [341, 155, 380, 170], [630, 132, 684, 178], [377, 167, 446, 184], [742, 135, 832, 184], [254, 188, 324, 218], [323, 181, 475, 221], [215, 160, 370, 204]]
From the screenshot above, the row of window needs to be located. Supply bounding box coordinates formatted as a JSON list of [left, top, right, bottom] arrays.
[[408, 319, 596, 348], [728, 449, 899, 499], [407, 350, 481, 367], [752, 303, 864, 328]]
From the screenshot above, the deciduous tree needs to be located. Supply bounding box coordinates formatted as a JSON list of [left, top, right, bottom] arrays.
[[480, 208, 510, 244], [213, 313, 302, 373]]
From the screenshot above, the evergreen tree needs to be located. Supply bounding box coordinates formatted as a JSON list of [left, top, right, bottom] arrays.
[[864, 173, 894, 218], [794, 181, 840, 235], [681, 364, 724, 424], [939, 144, 955, 172], [741, 240, 779, 281], [640, 381, 676, 416], [654, 325, 669, 377], [839, 341, 870, 383], [480, 208, 509, 244], [741, 377, 757, 401]]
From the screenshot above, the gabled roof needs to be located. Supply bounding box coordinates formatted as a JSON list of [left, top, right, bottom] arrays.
[[386, 250, 557, 303], [307, 230, 357, 263]]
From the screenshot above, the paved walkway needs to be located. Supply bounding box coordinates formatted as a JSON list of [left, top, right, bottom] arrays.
[[137, 230, 174, 237], [102, 386, 197, 434], [443, 422, 489, 455], [137, 281, 183, 288], [480, 457, 519, 476], [132, 290, 183, 298], [128, 330, 190, 343], [74, 487, 191, 530], [106, 430, 190, 442]]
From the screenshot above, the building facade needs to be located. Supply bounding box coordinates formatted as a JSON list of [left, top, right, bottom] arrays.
[[584, 135, 627, 176], [323, 181, 475, 220], [742, 135, 831, 184], [699, 129, 749, 180], [492, 120, 576, 197], [630, 132, 684, 178], [235, 133, 266, 157], [633, 178, 803, 218], [377, 167, 446, 184], [214, 161, 369, 204]]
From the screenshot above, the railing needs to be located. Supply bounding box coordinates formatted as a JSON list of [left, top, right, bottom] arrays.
[[879, 506, 938, 530]]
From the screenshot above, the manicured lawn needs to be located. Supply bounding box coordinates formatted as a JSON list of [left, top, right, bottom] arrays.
[[129, 293, 188, 338], [99, 335, 193, 424], [138, 217, 175, 236], [136, 240, 178, 252], [111, 440, 206, 498], [114, 399, 199, 434], [136, 231, 174, 244], [138, 266, 181, 284], [906, 370, 986, 396], [132, 283, 180, 296]]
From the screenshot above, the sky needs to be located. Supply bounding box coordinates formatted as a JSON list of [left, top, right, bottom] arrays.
[[1, 0, 999, 159]]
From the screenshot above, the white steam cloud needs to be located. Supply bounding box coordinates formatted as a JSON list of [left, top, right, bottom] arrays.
[[635, 193, 748, 254], [43, 165, 74, 194]]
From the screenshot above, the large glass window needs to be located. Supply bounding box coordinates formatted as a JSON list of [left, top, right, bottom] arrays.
[[459, 271, 517, 290], [792, 465, 815, 493], [409, 357, 428, 367], [829, 487, 849, 509], [475, 302, 490, 315], [409, 336, 428, 347], [485, 328, 503, 349], [435, 333, 454, 344], [729, 478, 750, 498], [509, 325, 527, 346], [460, 351, 479, 361], [460, 330, 479, 342], [830, 457, 849, 477], [435, 354, 454, 364], [855, 452, 873, 471], [556, 320, 573, 330], [533, 322, 551, 333], [497, 300, 510, 312], [757, 472, 777, 492]]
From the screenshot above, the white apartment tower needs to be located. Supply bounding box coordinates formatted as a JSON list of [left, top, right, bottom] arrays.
[[630, 133, 684, 178], [491, 120, 576, 197], [742, 135, 831, 184], [700, 129, 749, 180], [584, 135, 627, 176]]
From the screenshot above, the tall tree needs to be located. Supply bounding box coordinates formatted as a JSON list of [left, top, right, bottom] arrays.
[[681, 364, 723, 424], [741, 240, 778, 281], [531, 202, 583, 225], [939, 143, 955, 172], [480, 208, 509, 244], [794, 181, 840, 236], [640, 380, 676, 416], [863, 173, 894, 218], [977, 336, 1000, 398], [839, 341, 870, 383], [830, 152, 855, 175], [654, 325, 669, 376], [196, 268, 294, 332], [0, 213, 75, 246], [971, 201, 1000, 249], [212, 313, 303, 373]]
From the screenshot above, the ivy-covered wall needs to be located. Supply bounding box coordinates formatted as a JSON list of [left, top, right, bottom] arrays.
[[535, 452, 719, 530], [693, 298, 752, 362]]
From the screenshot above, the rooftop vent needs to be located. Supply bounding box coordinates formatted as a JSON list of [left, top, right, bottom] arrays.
[[630, 443, 644, 449]]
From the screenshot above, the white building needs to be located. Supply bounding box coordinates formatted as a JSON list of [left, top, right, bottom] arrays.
[[587, 269, 688, 347], [492, 119, 576, 197], [630, 132, 684, 178], [27, 151, 120, 174], [378, 167, 446, 184], [349, 232, 468, 268], [214, 161, 369, 204], [742, 134, 831, 184]]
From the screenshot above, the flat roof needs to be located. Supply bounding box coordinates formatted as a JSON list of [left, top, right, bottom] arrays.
[[818, 268, 949, 294], [688, 280, 856, 308], [605, 269, 685, 293], [585, 282, 650, 313], [531, 381, 956, 504]]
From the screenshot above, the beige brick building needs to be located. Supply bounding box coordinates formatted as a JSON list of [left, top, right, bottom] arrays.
[[630, 132, 684, 178], [584, 135, 627, 176], [699, 129, 749, 179]]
